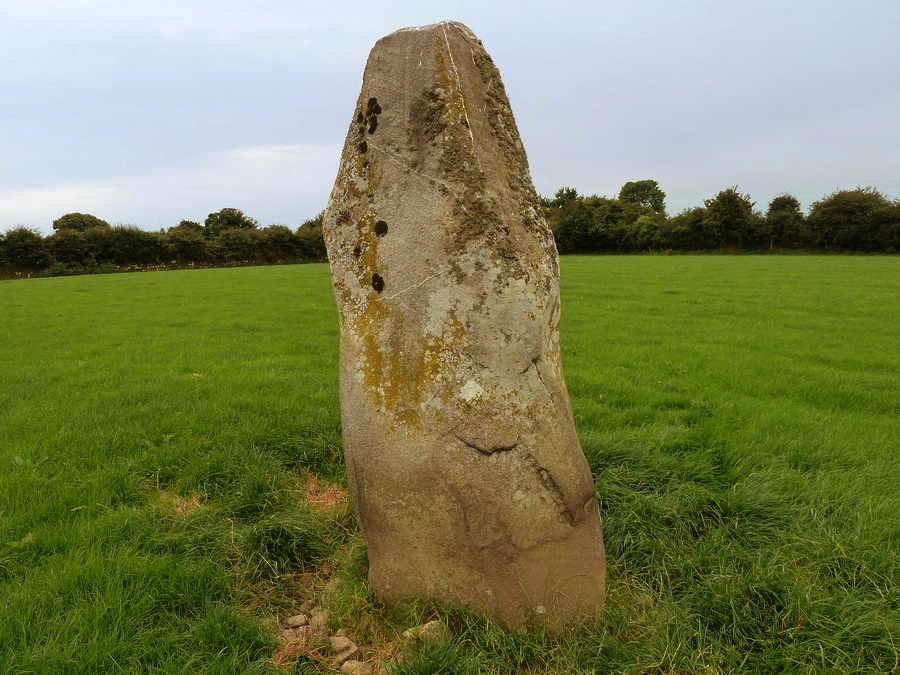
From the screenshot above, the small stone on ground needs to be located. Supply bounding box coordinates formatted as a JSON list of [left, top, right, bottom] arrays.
[[285, 613, 308, 628], [402, 620, 449, 645], [310, 609, 330, 628], [341, 661, 373, 675]]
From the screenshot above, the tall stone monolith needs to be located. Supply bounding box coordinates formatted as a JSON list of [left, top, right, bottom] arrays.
[[322, 20, 605, 628]]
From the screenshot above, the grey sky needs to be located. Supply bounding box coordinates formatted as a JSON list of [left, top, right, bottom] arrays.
[[2, 0, 897, 234]]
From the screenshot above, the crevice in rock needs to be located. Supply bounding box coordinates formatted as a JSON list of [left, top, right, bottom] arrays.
[[440, 22, 482, 173], [521, 452, 577, 526], [455, 432, 517, 455], [519, 356, 539, 375], [381, 266, 450, 301], [528, 357, 554, 399]]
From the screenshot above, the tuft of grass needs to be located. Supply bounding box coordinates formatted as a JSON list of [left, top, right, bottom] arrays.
[[387, 641, 483, 674], [243, 508, 334, 577]]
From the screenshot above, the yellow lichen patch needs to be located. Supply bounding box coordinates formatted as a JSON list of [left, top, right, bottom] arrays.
[[393, 409, 422, 427], [356, 298, 388, 393], [352, 292, 470, 431], [415, 325, 463, 397], [352, 211, 381, 284]]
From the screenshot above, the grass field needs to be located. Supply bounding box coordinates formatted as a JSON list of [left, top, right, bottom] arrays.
[[1, 256, 897, 674]]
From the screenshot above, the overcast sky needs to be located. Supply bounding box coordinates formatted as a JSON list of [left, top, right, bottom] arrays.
[[1, 0, 897, 234]]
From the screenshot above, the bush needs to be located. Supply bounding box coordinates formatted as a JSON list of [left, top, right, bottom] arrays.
[[619, 179, 667, 214], [261, 224, 302, 262], [656, 207, 707, 250], [52, 212, 111, 232], [46, 228, 96, 266], [39, 263, 114, 277], [106, 226, 166, 264], [204, 208, 258, 238], [807, 188, 898, 252], [165, 226, 210, 263], [219, 227, 265, 262], [765, 194, 806, 249], [0, 226, 50, 268], [546, 191, 624, 253], [297, 212, 327, 261], [702, 187, 763, 248]]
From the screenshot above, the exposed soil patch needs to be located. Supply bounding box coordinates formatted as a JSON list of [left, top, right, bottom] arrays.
[[300, 470, 348, 512], [152, 490, 203, 515]]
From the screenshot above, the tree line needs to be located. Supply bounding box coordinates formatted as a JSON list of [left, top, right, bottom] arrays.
[[547, 181, 897, 254], [1, 183, 896, 277], [0, 208, 326, 277]]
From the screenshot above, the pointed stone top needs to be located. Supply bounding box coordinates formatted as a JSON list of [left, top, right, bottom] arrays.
[[393, 20, 475, 34]]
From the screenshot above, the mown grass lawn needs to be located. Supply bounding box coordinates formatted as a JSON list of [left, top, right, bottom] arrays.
[[1, 256, 897, 674]]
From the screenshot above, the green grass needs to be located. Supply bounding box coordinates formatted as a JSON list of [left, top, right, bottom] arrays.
[[1, 257, 897, 673]]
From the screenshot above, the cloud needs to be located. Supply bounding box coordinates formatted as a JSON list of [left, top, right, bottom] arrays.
[[0, 144, 341, 234], [0, 184, 125, 230]]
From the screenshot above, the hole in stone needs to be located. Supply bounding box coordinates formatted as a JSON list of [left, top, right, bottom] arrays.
[[374, 220, 388, 237], [356, 112, 364, 124], [372, 103, 382, 115], [367, 118, 378, 134], [367, 97, 379, 111], [352, 246, 362, 258], [358, 141, 368, 153], [371, 273, 384, 293]]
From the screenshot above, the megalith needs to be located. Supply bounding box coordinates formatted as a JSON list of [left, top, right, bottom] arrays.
[[322, 20, 605, 628]]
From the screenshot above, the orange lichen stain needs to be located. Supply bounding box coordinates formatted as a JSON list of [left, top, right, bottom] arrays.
[[353, 293, 469, 433], [394, 409, 422, 428], [415, 312, 467, 395], [353, 212, 380, 281], [356, 296, 388, 391]]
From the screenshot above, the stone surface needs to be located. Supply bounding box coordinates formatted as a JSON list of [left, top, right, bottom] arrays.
[[402, 620, 450, 645], [329, 635, 356, 652], [329, 634, 361, 664], [310, 627, 331, 649], [294, 625, 314, 639], [334, 645, 361, 664], [285, 613, 309, 628], [341, 661, 374, 675], [323, 20, 605, 628], [310, 609, 330, 629]]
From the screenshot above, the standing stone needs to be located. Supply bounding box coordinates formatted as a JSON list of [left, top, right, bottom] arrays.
[[323, 20, 605, 628]]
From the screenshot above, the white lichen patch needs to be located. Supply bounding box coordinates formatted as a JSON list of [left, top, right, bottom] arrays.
[[459, 379, 484, 401]]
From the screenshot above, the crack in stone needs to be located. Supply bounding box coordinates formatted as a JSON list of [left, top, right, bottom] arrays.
[[366, 140, 460, 197], [382, 267, 450, 301], [522, 451, 577, 526], [455, 433, 518, 455], [523, 356, 554, 401], [441, 22, 482, 173], [519, 356, 539, 375]]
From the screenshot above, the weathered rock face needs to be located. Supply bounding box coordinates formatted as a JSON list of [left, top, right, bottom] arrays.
[[323, 20, 605, 628]]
